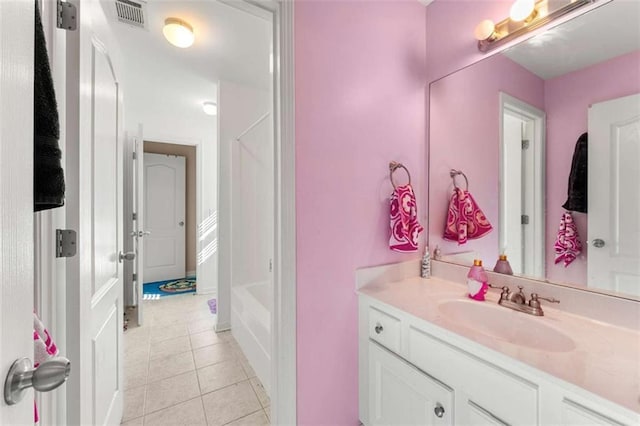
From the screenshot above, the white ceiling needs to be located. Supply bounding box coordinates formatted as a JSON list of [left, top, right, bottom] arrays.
[[503, 0, 640, 80], [101, 0, 272, 119]]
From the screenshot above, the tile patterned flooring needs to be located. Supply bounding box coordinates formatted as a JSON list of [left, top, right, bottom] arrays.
[[122, 293, 270, 425]]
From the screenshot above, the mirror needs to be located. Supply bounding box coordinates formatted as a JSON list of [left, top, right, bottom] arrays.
[[428, 0, 640, 299]]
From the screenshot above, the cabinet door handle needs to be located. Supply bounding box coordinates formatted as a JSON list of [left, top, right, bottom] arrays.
[[434, 402, 445, 418], [374, 323, 383, 334]]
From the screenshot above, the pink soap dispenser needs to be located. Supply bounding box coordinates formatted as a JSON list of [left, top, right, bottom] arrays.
[[467, 259, 489, 301], [493, 254, 514, 275]]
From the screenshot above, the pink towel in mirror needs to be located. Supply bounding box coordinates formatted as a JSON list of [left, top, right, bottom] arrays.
[[443, 188, 492, 245], [554, 211, 582, 267]]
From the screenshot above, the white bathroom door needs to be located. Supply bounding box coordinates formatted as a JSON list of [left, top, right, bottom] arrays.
[[143, 153, 186, 283], [132, 132, 145, 321], [0, 1, 35, 424], [65, 2, 124, 423], [588, 93, 640, 296]]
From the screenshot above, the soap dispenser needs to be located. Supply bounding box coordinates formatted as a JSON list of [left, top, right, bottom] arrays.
[[493, 254, 514, 275], [467, 259, 489, 301], [421, 245, 431, 278]]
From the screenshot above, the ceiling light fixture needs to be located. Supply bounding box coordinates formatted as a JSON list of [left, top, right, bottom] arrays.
[[202, 101, 217, 116], [474, 0, 594, 53], [163, 17, 194, 48]]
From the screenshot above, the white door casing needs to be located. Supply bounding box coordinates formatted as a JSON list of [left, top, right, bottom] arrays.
[[499, 93, 546, 278], [133, 133, 145, 321], [143, 153, 186, 283], [0, 0, 35, 424], [588, 93, 640, 295], [65, 3, 124, 423]]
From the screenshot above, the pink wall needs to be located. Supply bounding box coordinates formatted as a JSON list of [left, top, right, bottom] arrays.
[[295, 1, 427, 424], [544, 50, 640, 285], [429, 54, 545, 262]]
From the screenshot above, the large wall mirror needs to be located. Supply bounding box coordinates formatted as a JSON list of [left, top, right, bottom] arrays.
[[428, 0, 640, 299]]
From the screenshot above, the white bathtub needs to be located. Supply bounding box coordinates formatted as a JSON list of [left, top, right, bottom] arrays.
[[231, 281, 271, 393]]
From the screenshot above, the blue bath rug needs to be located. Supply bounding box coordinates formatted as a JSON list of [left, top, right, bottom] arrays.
[[143, 277, 196, 299]]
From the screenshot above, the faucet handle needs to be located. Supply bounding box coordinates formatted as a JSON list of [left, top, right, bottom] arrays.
[[497, 286, 510, 302], [528, 293, 560, 309]]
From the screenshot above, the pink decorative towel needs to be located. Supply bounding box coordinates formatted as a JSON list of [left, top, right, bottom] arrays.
[[554, 211, 582, 267], [443, 188, 492, 244], [34, 312, 59, 423], [390, 184, 423, 252]]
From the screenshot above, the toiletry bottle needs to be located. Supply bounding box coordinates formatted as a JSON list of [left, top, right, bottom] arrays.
[[493, 254, 514, 275], [433, 245, 442, 260], [421, 246, 431, 278], [467, 259, 489, 301]]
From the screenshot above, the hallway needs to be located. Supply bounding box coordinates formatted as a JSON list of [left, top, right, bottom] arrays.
[[122, 294, 270, 425]]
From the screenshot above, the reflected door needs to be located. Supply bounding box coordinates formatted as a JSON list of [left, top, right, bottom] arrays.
[[588, 93, 640, 295]]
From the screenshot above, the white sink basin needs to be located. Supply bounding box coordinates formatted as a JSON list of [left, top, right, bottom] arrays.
[[438, 299, 576, 352]]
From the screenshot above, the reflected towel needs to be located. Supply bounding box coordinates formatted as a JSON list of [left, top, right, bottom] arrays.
[[389, 184, 423, 252], [34, 312, 59, 423], [554, 211, 582, 267], [443, 188, 492, 245]]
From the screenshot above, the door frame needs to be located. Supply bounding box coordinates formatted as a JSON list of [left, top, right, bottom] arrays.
[[37, 0, 296, 424], [499, 92, 546, 278], [217, 1, 296, 424]]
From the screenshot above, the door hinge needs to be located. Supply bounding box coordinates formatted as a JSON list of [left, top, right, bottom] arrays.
[[521, 214, 530, 225], [132, 212, 137, 221], [56, 0, 77, 31], [521, 139, 530, 150], [132, 273, 138, 282], [55, 229, 77, 258], [269, 259, 273, 273], [133, 151, 137, 160]]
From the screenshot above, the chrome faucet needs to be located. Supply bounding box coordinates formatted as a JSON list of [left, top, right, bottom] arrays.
[[496, 285, 559, 316]]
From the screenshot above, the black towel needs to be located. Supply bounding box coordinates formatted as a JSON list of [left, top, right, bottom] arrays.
[[34, 2, 65, 212], [562, 132, 588, 213]]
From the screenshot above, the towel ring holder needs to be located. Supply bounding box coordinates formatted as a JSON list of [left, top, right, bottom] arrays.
[[449, 169, 469, 190], [389, 162, 411, 189]]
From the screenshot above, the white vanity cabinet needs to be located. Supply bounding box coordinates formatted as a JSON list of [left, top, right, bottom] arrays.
[[359, 296, 637, 426], [368, 341, 453, 425]]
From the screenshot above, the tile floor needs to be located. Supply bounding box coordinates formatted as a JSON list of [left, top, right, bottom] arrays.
[[122, 293, 270, 426]]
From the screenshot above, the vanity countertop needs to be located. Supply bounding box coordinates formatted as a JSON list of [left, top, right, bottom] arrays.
[[358, 276, 640, 415]]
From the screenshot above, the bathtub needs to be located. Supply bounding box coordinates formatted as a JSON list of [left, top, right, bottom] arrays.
[[231, 281, 271, 393]]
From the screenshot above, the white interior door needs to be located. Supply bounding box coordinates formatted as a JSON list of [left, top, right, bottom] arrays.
[[66, 2, 124, 423], [143, 153, 186, 283], [133, 132, 145, 321], [0, 1, 35, 424], [588, 93, 640, 296]]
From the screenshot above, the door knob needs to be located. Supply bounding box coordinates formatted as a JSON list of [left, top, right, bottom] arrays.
[[178, 221, 184, 227], [591, 238, 605, 248], [119, 251, 136, 262], [134, 231, 151, 238], [4, 357, 71, 405], [434, 402, 445, 418]]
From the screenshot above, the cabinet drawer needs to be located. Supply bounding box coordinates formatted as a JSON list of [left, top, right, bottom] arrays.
[[408, 326, 538, 426], [561, 399, 627, 426], [368, 306, 401, 354]]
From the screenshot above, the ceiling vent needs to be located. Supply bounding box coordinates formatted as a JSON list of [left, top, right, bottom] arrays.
[[113, 0, 148, 30]]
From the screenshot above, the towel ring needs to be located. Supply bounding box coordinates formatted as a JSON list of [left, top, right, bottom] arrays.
[[449, 169, 469, 190], [389, 161, 411, 189]]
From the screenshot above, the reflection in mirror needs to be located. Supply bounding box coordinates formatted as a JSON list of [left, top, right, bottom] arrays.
[[428, 0, 640, 299]]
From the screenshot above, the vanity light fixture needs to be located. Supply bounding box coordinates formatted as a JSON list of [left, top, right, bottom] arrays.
[[202, 101, 217, 116], [474, 0, 594, 53], [163, 17, 195, 48]]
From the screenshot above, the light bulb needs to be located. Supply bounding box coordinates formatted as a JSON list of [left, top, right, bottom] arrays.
[[202, 101, 217, 116], [510, 0, 536, 22], [474, 19, 496, 41], [163, 18, 195, 48]]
